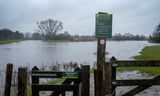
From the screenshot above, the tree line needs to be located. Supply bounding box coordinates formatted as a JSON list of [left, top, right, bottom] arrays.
[[149, 22, 160, 43], [2, 18, 160, 42], [0, 28, 24, 40], [112, 33, 146, 40]]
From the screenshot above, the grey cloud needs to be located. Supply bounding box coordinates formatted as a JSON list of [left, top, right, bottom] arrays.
[[0, 0, 160, 36]]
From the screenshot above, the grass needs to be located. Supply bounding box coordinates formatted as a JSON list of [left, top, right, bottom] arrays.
[[0, 40, 20, 44], [134, 45, 160, 60], [119, 45, 160, 75], [47, 78, 65, 84]]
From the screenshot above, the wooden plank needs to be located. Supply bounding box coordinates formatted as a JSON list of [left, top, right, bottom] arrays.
[[18, 67, 27, 96], [32, 71, 80, 78], [117, 79, 160, 86], [107, 60, 160, 67], [31, 71, 63, 78], [81, 65, 90, 96], [122, 75, 160, 96], [32, 84, 79, 91], [4, 63, 13, 96]]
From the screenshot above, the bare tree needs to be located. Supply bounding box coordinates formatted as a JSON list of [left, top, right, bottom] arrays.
[[149, 22, 160, 42], [36, 18, 63, 39]]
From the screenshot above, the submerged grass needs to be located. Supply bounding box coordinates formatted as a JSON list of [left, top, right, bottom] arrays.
[[117, 67, 160, 75]]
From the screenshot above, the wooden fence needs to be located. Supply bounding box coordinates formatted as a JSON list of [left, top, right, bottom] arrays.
[[31, 65, 90, 96], [4, 58, 160, 96], [3, 64, 89, 96], [4, 64, 28, 96], [95, 57, 160, 96]]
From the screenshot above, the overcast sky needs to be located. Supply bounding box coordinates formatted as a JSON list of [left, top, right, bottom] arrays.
[[0, 0, 160, 36]]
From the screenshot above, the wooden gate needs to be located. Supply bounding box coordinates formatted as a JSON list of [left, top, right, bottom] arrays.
[[110, 57, 160, 96], [31, 65, 90, 96], [94, 57, 160, 96]]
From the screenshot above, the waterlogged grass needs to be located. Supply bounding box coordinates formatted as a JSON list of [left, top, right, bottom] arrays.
[[0, 40, 20, 44], [119, 45, 160, 75], [117, 67, 160, 75], [11, 79, 65, 96]]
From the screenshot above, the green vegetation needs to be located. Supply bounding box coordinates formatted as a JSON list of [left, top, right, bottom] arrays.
[[134, 45, 160, 60], [47, 78, 65, 84], [0, 40, 20, 44], [119, 45, 160, 75]]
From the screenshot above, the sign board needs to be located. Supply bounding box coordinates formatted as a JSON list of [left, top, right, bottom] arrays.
[[95, 12, 112, 38], [62, 72, 78, 78], [32, 71, 79, 78]]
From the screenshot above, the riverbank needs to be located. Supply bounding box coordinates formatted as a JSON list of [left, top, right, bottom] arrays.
[[119, 45, 160, 75], [0, 40, 20, 44], [134, 45, 160, 60]]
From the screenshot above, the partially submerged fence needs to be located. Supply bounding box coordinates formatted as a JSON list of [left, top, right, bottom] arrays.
[[3, 64, 28, 96], [4, 59, 160, 96], [31, 65, 90, 96], [3, 64, 90, 96], [95, 57, 160, 96]]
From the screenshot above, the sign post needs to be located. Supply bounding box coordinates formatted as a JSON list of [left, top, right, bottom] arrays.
[[95, 12, 112, 96]]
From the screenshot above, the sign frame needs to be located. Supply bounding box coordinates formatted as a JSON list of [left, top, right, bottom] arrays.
[[95, 12, 112, 38]]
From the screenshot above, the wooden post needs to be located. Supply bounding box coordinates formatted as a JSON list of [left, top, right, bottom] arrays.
[[104, 62, 112, 95], [81, 65, 90, 96], [18, 66, 27, 96], [94, 70, 97, 96], [73, 67, 81, 96], [31, 66, 39, 96], [110, 56, 117, 96], [4, 63, 13, 96], [97, 38, 106, 96]]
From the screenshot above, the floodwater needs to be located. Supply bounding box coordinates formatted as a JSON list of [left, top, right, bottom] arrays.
[[0, 40, 159, 95], [0, 40, 159, 69]]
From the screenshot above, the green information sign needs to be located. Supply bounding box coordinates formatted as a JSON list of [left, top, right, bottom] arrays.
[[95, 12, 112, 38], [62, 72, 78, 78]]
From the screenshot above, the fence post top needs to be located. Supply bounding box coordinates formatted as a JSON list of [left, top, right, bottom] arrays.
[[19, 66, 28, 69], [7, 63, 13, 66], [32, 66, 39, 70], [110, 56, 117, 62]]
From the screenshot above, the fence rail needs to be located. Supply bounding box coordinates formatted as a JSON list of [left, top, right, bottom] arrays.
[[105, 57, 160, 96], [110, 60, 160, 67]]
